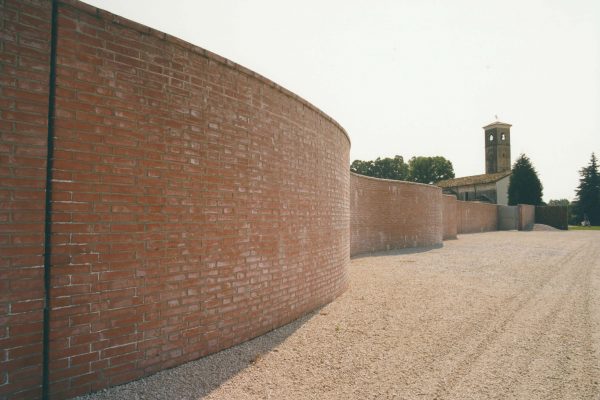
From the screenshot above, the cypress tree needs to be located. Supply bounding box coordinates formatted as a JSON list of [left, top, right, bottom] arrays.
[[508, 154, 543, 205], [574, 153, 600, 225]]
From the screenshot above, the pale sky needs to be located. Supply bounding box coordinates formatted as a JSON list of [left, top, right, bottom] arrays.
[[86, 0, 600, 201]]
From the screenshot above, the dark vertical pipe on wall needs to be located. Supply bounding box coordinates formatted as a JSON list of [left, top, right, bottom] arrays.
[[43, 1, 59, 398]]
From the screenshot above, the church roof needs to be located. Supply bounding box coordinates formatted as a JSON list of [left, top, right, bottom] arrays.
[[436, 171, 512, 188]]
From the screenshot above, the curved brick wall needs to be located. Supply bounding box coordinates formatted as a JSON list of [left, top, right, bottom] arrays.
[[350, 173, 442, 256], [457, 201, 498, 234], [442, 195, 458, 240], [1, 1, 350, 398]]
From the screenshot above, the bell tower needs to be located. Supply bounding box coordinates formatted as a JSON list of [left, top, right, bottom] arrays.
[[483, 121, 511, 174]]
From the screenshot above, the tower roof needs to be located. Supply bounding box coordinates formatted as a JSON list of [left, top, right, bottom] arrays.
[[482, 121, 512, 130]]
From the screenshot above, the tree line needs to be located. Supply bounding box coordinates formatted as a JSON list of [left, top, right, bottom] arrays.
[[352, 152, 599, 226], [350, 155, 455, 185], [499, 153, 599, 226]]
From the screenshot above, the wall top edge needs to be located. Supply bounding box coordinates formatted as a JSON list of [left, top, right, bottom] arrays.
[[350, 172, 442, 192], [58, 0, 351, 147], [457, 200, 499, 206]]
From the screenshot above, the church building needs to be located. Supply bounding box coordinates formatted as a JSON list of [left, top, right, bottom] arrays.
[[436, 121, 513, 205]]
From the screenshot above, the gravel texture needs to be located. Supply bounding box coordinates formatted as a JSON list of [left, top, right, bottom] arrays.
[[79, 231, 600, 400]]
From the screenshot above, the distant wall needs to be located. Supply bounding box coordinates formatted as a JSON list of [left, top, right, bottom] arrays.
[[535, 206, 568, 230], [442, 195, 458, 240], [496, 176, 510, 206], [518, 204, 536, 231], [350, 174, 442, 256], [457, 201, 498, 234], [350, 182, 528, 248], [498, 205, 518, 230]]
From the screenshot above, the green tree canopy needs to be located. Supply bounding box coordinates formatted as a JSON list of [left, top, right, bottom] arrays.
[[547, 199, 570, 207], [508, 154, 544, 205], [350, 155, 454, 184], [350, 155, 409, 181], [574, 153, 600, 225], [407, 156, 455, 184]]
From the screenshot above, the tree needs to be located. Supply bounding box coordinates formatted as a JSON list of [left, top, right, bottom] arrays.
[[407, 156, 455, 184], [547, 199, 570, 207], [350, 155, 409, 181], [350, 159, 375, 177], [350, 155, 454, 183], [567, 200, 579, 225], [508, 154, 543, 205], [574, 153, 600, 225]]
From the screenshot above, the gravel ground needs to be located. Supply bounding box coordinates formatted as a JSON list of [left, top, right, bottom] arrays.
[[532, 224, 560, 231], [79, 231, 600, 400]]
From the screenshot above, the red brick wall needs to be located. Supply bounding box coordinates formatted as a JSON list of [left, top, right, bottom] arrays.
[[518, 204, 535, 231], [457, 201, 498, 234], [2, 0, 351, 398], [0, 1, 52, 399], [350, 173, 442, 256], [442, 195, 457, 240]]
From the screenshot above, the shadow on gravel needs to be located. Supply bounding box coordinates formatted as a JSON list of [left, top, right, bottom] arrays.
[[351, 243, 444, 260], [77, 309, 321, 400]]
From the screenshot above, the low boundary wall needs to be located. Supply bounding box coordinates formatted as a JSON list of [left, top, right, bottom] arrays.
[[498, 206, 519, 230], [457, 201, 498, 234], [442, 195, 458, 240], [518, 204, 536, 231], [350, 174, 442, 256], [536, 206, 568, 230]]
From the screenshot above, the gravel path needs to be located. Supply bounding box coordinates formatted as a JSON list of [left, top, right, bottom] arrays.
[[79, 231, 600, 400]]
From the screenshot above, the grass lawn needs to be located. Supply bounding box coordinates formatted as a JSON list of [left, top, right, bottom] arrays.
[[569, 225, 600, 230]]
